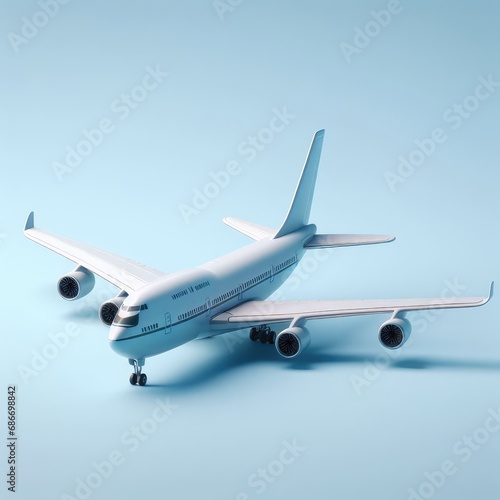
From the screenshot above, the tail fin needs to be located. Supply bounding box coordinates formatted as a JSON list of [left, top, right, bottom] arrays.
[[274, 129, 324, 239]]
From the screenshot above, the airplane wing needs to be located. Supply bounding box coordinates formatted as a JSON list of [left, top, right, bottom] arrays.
[[211, 283, 494, 328], [24, 212, 167, 293]]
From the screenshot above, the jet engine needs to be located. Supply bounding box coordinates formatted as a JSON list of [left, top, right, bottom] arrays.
[[275, 326, 311, 358], [378, 317, 412, 349], [99, 295, 127, 326], [57, 267, 95, 300]]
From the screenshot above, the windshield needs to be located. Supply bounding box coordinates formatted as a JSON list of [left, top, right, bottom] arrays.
[[113, 303, 148, 328], [113, 313, 139, 327], [121, 304, 141, 312]]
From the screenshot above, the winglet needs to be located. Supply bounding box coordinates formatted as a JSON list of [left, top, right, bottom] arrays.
[[479, 281, 495, 306], [487, 281, 495, 302], [25, 211, 34, 231]]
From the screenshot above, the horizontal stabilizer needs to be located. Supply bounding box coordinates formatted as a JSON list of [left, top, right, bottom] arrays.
[[223, 217, 275, 241], [305, 234, 395, 249]]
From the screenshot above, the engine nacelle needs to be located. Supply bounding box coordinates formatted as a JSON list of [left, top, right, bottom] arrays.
[[378, 317, 412, 349], [276, 326, 311, 358], [57, 267, 95, 301], [99, 295, 126, 326]]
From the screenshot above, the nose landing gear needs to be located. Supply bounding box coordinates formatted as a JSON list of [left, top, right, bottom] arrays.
[[129, 358, 147, 386]]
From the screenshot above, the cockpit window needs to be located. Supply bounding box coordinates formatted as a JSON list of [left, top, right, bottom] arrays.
[[113, 314, 139, 327], [120, 304, 148, 312], [121, 304, 141, 312]]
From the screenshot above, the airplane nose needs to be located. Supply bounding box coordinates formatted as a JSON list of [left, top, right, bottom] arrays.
[[108, 325, 127, 342], [108, 327, 137, 358], [108, 326, 140, 358]]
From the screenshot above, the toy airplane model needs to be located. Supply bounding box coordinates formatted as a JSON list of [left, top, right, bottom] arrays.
[[24, 130, 493, 386]]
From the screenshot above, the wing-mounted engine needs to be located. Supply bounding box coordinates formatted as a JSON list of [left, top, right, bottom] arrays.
[[57, 266, 95, 300], [378, 313, 412, 349], [99, 293, 128, 326], [275, 326, 311, 358]]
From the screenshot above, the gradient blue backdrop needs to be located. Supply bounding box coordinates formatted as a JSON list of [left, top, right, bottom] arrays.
[[1, 1, 499, 499]]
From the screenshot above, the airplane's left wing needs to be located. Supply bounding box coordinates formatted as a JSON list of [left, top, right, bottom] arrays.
[[211, 284, 494, 328], [24, 212, 167, 293]]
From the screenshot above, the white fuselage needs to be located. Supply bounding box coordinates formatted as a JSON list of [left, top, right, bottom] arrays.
[[108, 225, 316, 360]]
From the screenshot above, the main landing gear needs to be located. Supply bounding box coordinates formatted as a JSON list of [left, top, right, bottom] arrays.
[[129, 358, 147, 386], [249, 326, 276, 345]]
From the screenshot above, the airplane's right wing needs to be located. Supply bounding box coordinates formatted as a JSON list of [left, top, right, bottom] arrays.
[[24, 212, 167, 293]]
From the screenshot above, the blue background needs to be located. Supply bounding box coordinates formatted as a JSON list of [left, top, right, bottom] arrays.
[[1, 1, 499, 499]]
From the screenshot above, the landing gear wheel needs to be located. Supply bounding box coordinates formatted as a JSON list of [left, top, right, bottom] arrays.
[[250, 327, 259, 342], [129, 358, 146, 386], [259, 331, 269, 344], [268, 331, 276, 344]]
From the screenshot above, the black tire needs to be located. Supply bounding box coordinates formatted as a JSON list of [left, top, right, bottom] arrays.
[[129, 373, 138, 385], [138, 373, 147, 386], [259, 330, 269, 344], [268, 331, 276, 344], [249, 328, 259, 341]]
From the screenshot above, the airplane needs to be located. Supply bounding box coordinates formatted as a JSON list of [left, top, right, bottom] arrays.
[[24, 130, 493, 386]]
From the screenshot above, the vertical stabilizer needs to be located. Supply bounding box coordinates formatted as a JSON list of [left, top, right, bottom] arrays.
[[274, 129, 324, 238]]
